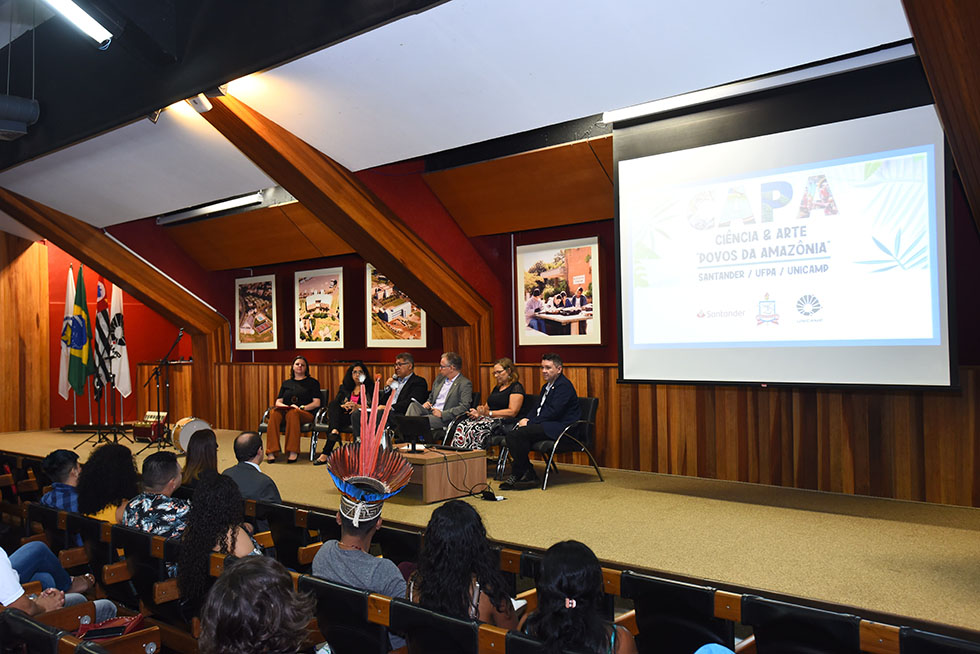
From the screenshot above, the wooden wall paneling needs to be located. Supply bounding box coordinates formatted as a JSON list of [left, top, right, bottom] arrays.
[[0, 235, 49, 432], [423, 139, 614, 238], [136, 363, 193, 424], [636, 384, 656, 472], [202, 96, 493, 367]]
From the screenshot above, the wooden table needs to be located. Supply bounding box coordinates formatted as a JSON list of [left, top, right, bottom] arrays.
[[399, 447, 487, 503]]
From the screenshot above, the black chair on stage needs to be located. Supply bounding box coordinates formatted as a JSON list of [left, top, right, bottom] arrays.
[[258, 389, 328, 461], [298, 575, 388, 654], [388, 597, 480, 654], [491, 394, 536, 480], [740, 594, 861, 654], [900, 627, 980, 653], [440, 392, 481, 445], [619, 571, 734, 654]]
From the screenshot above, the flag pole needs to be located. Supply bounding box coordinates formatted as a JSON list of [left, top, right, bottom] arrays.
[[72, 389, 76, 425], [87, 379, 93, 424]]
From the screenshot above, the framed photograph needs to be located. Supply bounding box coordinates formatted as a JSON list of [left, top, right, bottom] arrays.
[[295, 267, 344, 349], [235, 274, 277, 350], [366, 264, 427, 348], [516, 236, 601, 346]]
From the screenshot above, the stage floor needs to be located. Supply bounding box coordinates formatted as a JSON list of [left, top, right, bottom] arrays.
[[2, 428, 979, 637]]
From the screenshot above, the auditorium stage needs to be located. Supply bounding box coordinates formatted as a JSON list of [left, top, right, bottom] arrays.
[[2, 428, 979, 638]]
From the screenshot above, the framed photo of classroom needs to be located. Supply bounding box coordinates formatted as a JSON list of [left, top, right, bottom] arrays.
[[235, 274, 278, 350], [295, 267, 344, 349], [516, 236, 601, 346], [366, 263, 427, 348]]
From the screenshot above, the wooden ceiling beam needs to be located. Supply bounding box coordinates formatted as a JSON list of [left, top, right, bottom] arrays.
[[903, 0, 980, 227], [0, 187, 229, 423], [201, 95, 490, 330]]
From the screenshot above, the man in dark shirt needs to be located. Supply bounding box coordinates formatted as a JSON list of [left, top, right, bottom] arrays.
[[223, 431, 282, 504], [500, 353, 581, 490], [39, 449, 80, 513], [352, 352, 428, 439]]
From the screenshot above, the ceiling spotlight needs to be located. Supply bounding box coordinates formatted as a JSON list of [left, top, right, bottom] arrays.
[[41, 0, 114, 49], [185, 93, 213, 114]]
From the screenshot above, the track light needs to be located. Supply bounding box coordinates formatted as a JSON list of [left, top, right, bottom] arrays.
[[185, 93, 213, 114], [41, 0, 114, 49]]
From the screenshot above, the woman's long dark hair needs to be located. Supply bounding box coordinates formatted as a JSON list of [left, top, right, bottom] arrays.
[[340, 361, 374, 397], [525, 540, 608, 654], [182, 429, 218, 485], [177, 472, 247, 607], [77, 443, 139, 515], [416, 500, 510, 618]]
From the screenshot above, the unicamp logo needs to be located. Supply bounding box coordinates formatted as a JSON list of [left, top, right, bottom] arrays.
[[796, 294, 821, 316]]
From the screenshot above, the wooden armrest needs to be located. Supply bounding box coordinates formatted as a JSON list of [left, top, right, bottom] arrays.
[[860, 620, 900, 654], [20, 533, 49, 546], [714, 590, 741, 622], [209, 553, 227, 577], [253, 530, 274, 549], [97, 625, 162, 654], [517, 588, 537, 613], [478, 624, 508, 653], [601, 568, 621, 596], [0, 473, 14, 487], [153, 578, 179, 604], [18, 479, 39, 493], [614, 609, 638, 636], [734, 634, 756, 654], [22, 580, 43, 595], [38, 600, 96, 631], [244, 500, 257, 517], [499, 548, 522, 574], [58, 546, 89, 568], [102, 561, 133, 584], [366, 594, 391, 627], [58, 634, 82, 654], [297, 542, 323, 565]]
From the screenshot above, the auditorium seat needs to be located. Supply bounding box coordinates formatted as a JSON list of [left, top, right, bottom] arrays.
[[740, 594, 861, 654], [619, 570, 735, 654], [252, 501, 314, 572], [387, 596, 480, 654], [257, 389, 329, 461], [900, 626, 980, 653], [64, 513, 138, 610], [298, 575, 388, 654], [109, 525, 183, 624], [1, 607, 67, 654]]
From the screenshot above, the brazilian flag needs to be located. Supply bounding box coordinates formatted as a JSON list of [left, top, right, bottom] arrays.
[[64, 265, 95, 394]]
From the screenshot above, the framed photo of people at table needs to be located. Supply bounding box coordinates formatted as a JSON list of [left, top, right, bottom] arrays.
[[295, 267, 344, 349], [366, 263, 427, 348], [235, 274, 277, 350], [516, 237, 601, 346]]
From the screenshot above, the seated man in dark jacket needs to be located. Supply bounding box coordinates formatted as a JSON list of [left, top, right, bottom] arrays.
[[500, 353, 581, 490], [352, 352, 428, 440]]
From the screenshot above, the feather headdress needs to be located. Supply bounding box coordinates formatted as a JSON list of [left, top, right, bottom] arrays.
[[327, 375, 413, 526]]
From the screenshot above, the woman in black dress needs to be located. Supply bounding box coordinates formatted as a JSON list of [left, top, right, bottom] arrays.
[[313, 361, 374, 465], [266, 355, 321, 463], [449, 357, 524, 449]]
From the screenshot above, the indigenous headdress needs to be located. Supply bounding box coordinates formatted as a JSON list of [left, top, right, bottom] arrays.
[[327, 375, 413, 527]]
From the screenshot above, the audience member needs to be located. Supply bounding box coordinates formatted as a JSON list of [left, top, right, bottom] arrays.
[[2, 543, 116, 621], [405, 351, 473, 434], [198, 556, 314, 654], [177, 472, 262, 613], [313, 361, 374, 465], [409, 500, 517, 629], [524, 540, 637, 654], [182, 429, 219, 487], [450, 357, 524, 450], [351, 352, 428, 440], [222, 431, 282, 503], [266, 355, 321, 464], [39, 449, 80, 512], [501, 353, 581, 490], [122, 451, 190, 540], [77, 443, 139, 524]]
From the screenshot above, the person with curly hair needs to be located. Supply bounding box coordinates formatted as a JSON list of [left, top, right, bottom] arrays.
[[181, 429, 218, 487], [313, 361, 373, 465], [199, 555, 315, 654], [523, 541, 637, 654], [408, 500, 517, 629], [177, 472, 262, 611], [77, 443, 139, 524]]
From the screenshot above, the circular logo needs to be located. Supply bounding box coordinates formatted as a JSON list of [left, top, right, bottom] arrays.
[[796, 295, 821, 316]]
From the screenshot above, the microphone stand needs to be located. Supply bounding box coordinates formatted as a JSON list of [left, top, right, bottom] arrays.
[[137, 328, 183, 454]]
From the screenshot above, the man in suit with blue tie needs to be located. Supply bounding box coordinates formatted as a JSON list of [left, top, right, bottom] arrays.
[[406, 351, 473, 435], [500, 353, 581, 490]]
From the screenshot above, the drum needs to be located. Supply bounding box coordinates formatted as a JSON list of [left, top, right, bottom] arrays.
[[172, 417, 212, 453]]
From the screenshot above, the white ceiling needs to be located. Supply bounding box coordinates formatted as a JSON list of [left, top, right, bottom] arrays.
[[0, 0, 912, 239]]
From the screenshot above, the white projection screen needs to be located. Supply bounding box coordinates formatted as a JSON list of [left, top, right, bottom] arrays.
[[616, 103, 953, 387]]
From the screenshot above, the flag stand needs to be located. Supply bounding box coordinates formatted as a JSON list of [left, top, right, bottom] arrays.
[[74, 359, 129, 449]]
